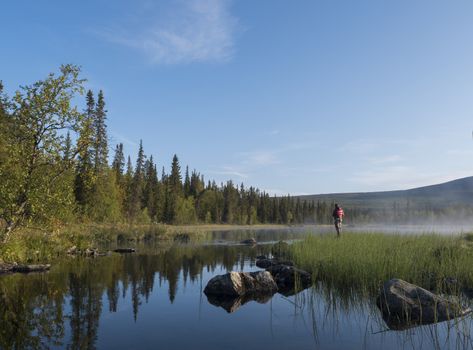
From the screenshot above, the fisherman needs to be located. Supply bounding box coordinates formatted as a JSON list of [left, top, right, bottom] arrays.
[[332, 203, 344, 237]]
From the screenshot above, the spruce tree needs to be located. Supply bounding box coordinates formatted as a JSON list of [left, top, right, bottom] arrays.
[[129, 141, 146, 221], [94, 90, 108, 172], [63, 132, 72, 161], [74, 92, 95, 212], [112, 143, 125, 180], [184, 166, 191, 198], [164, 155, 182, 223]]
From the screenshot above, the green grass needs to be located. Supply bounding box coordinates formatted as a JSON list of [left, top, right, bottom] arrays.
[[0, 224, 169, 263], [291, 232, 473, 296]]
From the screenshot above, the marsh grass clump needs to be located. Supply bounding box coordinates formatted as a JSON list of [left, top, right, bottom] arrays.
[[291, 232, 473, 297]]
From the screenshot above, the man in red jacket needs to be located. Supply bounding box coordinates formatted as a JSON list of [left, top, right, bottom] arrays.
[[332, 203, 344, 237]]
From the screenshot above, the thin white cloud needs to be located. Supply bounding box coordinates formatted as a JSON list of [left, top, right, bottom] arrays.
[[101, 0, 239, 64], [236, 142, 319, 168], [110, 131, 138, 148], [207, 166, 249, 179], [244, 151, 281, 166]]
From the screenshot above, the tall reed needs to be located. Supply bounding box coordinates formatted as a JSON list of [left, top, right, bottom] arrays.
[[291, 232, 473, 296]]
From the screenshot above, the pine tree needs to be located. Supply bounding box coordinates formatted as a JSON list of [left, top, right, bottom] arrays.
[[63, 132, 72, 161], [184, 166, 191, 198], [124, 156, 134, 218], [93, 90, 108, 172], [164, 155, 182, 223], [169, 155, 182, 195], [129, 141, 146, 221], [74, 92, 95, 212], [112, 143, 125, 180], [144, 155, 159, 220]]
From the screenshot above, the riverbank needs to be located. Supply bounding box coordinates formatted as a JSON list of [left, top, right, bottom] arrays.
[[0, 223, 295, 263], [291, 232, 473, 297]]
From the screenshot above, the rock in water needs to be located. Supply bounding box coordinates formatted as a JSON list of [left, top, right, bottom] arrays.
[[256, 258, 294, 269], [67, 246, 78, 255], [266, 264, 312, 296], [12, 264, 51, 273], [113, 248, 136, 253], [241, 238, 257, 245], [204, 271, 278, 297], [377, 279, 472, 330], [0, 264, 51, 274]]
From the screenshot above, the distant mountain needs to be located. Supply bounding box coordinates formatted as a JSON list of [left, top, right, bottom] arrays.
[[299, 176, 473, 210]]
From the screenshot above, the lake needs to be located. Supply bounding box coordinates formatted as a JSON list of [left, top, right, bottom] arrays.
[[1, 227, 472, 349]]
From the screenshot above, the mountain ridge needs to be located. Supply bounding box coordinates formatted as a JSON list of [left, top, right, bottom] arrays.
[[298, 176, 473, 209]]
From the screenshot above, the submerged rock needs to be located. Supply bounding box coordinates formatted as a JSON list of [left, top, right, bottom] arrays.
[[266, 264, 312, 296], [204, 271, 278, 297], [377, 279, 471, 330]]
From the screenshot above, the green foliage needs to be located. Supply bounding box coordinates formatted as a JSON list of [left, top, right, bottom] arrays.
[[0, 64, 85, 242], [88, 170, 121, 223], [174, 197, 197, 225]]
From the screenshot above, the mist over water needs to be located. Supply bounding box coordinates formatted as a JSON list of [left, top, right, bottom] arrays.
[[340, 223, 473, 235]]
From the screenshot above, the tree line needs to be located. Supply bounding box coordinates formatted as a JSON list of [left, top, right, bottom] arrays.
[[0, 65, 318, 242]]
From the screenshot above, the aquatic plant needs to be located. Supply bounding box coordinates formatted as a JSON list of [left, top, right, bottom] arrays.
[[291, 232, 473, 296]]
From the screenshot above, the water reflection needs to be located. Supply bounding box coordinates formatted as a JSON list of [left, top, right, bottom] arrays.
[[0, 233, 473, 349]]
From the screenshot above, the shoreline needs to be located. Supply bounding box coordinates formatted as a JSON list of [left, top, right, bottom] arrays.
[[0, 223, 300, 264]]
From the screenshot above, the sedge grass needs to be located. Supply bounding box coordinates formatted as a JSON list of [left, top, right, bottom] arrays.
[[291, 232, 473, 296]]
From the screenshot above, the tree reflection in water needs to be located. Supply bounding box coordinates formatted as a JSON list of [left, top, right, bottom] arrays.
[[1, 241, 473, 350], [0, 243, 272, 349]]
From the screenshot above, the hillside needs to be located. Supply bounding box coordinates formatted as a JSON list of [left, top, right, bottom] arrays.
[[299, 176, 473, 210]]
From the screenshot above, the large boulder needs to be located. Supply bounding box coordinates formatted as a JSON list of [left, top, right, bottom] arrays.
[[204, 271, 278, 297], [266, 264, 312, 296], [377, 279, 472, 330]]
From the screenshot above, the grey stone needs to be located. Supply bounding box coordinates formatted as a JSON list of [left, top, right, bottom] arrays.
[[204, 271, 278, 297], [67, 246, 78, 255], [266, 264, 312, 296], [377, 279, 472, 330]]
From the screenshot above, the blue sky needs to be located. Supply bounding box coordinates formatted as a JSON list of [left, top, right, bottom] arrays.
[[2, 0, 473, 195]]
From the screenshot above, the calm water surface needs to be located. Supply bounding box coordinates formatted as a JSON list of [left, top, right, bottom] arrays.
[[1, 227, 472, 349]]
